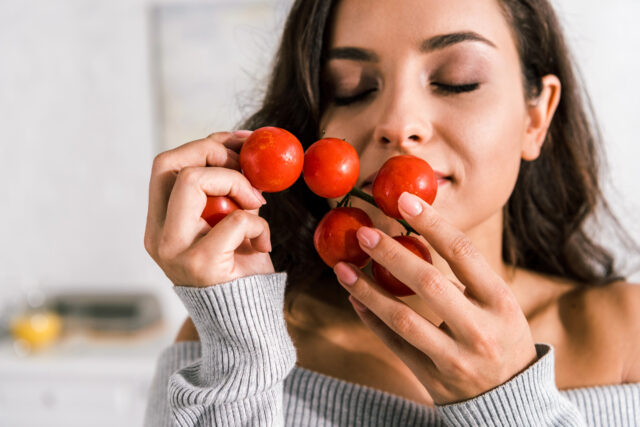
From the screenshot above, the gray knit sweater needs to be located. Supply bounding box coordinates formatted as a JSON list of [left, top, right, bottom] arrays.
[[144, 273, 640, 426]]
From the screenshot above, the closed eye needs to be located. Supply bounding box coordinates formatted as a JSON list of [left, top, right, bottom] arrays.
[[332, 82, 479, 106], [431, 82, 480, 94], [333, 88, 377, 106]]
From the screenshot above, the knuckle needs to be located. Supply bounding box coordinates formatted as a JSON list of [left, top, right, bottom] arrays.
[[465, 321, 483, 343], [390, 308, 415, 335], [418, 272, 445, 296], [423, 210, 441, 229], [462, 317, 500, 360], [380, 244, 402, 266], [258, 216, 271, 234], [177, 166, 200, 186], [232, 169, 253, 189], [226, 209, 249, 226], [447, 357, 470, 377], [222, 169, 249, 194], [152, 151, 171, 170], [496, 288, 518, 313], [206, 131, 229, 142], [440, 351, 461, 376], [472, 332, 499, 359], [355, 283, 374, 302], [449, 235, 476, 260]]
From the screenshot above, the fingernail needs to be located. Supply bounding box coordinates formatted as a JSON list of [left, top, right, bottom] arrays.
[[357, 227, 380, 248], [334, 262, 358, 286], [252, 187, 267, 205], [232, 130, 253, 138], [398, 192, 423, 216], [349, 296, 368, 313]]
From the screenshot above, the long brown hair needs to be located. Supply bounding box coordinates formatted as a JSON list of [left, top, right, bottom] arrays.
[[240, 0, 631, 306], [496, 0, 630, 283]]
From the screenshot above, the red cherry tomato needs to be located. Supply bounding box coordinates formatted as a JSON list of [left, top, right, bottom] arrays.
[[303, 138, 359, 198], [239, 127, 304, 192], [371, 235, 432, 297], [314, 207, 373, 268], [201, 196, 239, 227], [372, 155, 437, 219]]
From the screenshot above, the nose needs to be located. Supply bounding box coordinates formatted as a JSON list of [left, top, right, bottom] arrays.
[[373, 82, 432, 148]]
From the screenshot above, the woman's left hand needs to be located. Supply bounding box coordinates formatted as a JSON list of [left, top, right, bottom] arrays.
[[333, 192, 537, 405]]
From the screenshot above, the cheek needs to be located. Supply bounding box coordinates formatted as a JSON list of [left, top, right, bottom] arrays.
[[466, 118, 523, 185], [439, 96, 527, 229], [468, 139, 522, 202], [320, 107, 372, 154]]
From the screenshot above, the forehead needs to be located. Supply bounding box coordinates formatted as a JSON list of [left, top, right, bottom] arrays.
[[328, 0, 515, 54]]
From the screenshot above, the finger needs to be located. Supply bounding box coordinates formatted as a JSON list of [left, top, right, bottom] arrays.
[[334, 262, 454, 365], [193, 209, 272, 259], [147, 132, 244, 243], [348, 295, 439, 375], [397, 192, 504, 306], [355, 226, 473, 332], [220, 129, 253, 152], [162, 167, 265, 252]]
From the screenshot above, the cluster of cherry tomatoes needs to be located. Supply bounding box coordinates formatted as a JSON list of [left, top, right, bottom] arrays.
[[201, 127, 438, 297]]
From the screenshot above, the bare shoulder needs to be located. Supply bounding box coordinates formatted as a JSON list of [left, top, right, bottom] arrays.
[[559, 280, 640, 383], [597, 281, 640, 382]]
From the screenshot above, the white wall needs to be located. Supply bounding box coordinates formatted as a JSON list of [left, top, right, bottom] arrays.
[[0, 0, 638, 337], [553, 0, 640, 276], [0, 0, 291, 334]]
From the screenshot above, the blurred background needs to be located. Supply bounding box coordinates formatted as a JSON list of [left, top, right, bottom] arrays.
[[0, 0, 638, 425]]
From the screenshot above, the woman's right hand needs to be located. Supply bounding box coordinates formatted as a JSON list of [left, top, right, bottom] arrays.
[[144, 131, 275, 287]]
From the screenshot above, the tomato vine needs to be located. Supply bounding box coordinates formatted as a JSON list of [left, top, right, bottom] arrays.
[[340, 187, 418, 236]]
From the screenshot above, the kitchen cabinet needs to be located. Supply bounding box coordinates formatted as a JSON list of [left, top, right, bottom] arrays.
[[0, 330, 171, 427]]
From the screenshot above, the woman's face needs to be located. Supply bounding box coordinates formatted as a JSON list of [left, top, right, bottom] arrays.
[[320, 0, 531, 238]]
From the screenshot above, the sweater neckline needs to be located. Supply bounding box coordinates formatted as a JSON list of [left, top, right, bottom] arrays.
[[290, 364, 437, 408], [290, 362, 640, 402]]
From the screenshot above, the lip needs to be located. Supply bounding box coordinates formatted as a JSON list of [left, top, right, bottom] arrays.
[[434, 171, 448, 180], [434, 171, 452, 186], [361, 170, 452, 188], [360, 171, 379, 189]]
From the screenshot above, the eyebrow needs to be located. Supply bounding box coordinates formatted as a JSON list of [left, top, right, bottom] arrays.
[[420, 31, 496, 53], [326, 31, 496, 62], [326, 46, 379, 62]]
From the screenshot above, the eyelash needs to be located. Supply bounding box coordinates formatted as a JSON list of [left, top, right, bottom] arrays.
[[432, 82, 480, 94], [332, 83, 480, 106], [333, 88, 377, 106]]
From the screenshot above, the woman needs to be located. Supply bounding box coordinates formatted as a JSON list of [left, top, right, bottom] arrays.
[[143, 0, 640, 425]]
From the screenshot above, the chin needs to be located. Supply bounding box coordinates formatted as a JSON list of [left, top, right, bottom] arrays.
[[348, 197, 405, 236]]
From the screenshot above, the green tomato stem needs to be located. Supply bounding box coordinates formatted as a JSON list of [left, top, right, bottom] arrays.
[[348, 187, 418, 235], [348, 187, 376, 206], [337, 193, 350, 207]]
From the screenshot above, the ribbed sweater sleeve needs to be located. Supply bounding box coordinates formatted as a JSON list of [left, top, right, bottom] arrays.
[[436, 344, 586, 426], [144, 341, 202, 427], [165, 273, 297, 426]]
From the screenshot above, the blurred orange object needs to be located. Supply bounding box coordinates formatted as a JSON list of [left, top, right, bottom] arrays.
[[10, 311, 62, 351]]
